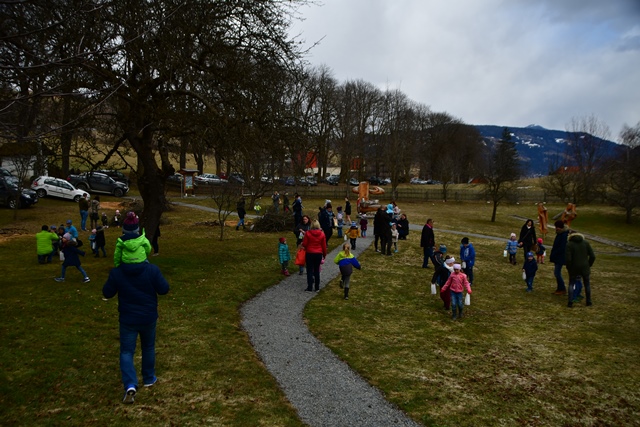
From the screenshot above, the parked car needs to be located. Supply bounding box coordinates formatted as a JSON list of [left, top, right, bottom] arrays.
[[283, 176, 296, 186], [95, 169, 130, 185], [368, 176, 383, 185], [410, 177, 429, 185], [304, 176, 317, 186], [348, 177, 360, 186], [381, 177, 391, 185], [67, 172, 129, 197], [194, 173, 228, 185], [0, 176, 38, 208], [31, 176, 85, 201], [325, 175, 340, 185], [228, 173, 245, 185]]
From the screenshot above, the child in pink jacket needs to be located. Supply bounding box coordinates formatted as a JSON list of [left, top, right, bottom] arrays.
[[441, 264, 472, 320]]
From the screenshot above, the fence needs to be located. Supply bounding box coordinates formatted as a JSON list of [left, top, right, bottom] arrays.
[[290, 185, 569, 204]]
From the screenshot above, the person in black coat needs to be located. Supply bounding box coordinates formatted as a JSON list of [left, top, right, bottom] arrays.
[[550, 220, 569, 295], [420, 218, 436, 268], [518, 219, 537, 254], [379, 204, 394, 255], [395, 213, 409, 240]]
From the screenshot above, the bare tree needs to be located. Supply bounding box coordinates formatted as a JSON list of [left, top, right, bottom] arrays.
[[483, 128, 521, 222], [210, 184, 242, 241]]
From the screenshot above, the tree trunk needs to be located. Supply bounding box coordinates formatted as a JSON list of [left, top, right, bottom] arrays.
[[491, 201, 498, 222]]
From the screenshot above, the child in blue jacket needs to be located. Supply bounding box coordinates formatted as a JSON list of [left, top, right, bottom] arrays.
[[334, 242, 362, 300], [522, 251, 538, 292], [505, 232, 519, 265], [278, 237, 291, 276], [460, 237, 476, 285]]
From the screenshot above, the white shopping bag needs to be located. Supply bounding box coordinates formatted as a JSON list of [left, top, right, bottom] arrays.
[[431, 283, 436, 295], [522, 271, 527, 280], [465, 293, 471, 306], [462, 261, 466, 269], [59, 251, 65, 261], [503, 250, 507, 257]]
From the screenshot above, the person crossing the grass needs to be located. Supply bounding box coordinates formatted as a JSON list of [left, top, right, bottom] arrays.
[[550, 220, 569, 295], [359, 213, 368, 237], [459, 237, 476, 286], [114, 211, 152, 267], [566, 231, 596, 308], [346, 221, 360, 250], [102, 250, 170, 404], [505, 232, 519, 265], [54, 233, 90, 283], [278, 237, 291, 276], [391, 223, 399, 253], [334, 242, 362, 300], [432, 255, 455, 311], [441, 263, 472, 320], [522, 251, 538, 292], [95, 226, 107, 257], [535, 238, 546, 264]]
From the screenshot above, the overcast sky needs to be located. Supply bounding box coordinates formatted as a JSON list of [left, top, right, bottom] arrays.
[[289, 0, 640, 139]]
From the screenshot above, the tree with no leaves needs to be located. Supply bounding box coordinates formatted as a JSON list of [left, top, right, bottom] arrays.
[[483, 127, 521, 222]]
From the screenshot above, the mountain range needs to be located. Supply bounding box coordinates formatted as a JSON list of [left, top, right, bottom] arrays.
[[474, 124, 621, 177]]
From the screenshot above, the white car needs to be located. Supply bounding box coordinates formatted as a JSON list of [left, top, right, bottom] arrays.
[[194, 173, 228, 185], [410, 177, 429, 185], [31, 176, 85, 201]]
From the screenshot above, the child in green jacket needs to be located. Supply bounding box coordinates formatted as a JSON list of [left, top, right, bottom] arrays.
[[114, 211, 152, 267]]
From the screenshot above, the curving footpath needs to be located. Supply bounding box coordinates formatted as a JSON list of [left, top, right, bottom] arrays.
[[240, 236, 421, 427]]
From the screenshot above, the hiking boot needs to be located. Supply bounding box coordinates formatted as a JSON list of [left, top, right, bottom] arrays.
[[123, 387, 136, 404]]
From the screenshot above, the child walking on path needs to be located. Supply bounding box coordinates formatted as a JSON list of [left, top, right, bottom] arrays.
[[336, 206, 344, 238], [522, 251, 538, 292], [55, 233, 90, 282], [345, 221, 360, 250], [441, 263, 472, 320], [278, 237, 291, 276], [505, 233, 518, 265], [359, 214, 368, 237], [334, 242, 362, 300], [535, 238, 545, 264]]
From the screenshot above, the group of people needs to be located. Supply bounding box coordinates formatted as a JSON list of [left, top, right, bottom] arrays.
[[36, 207, 169, 405]]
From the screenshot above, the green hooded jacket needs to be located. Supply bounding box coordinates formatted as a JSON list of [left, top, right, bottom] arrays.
[[565, 233, 596, 277], [114, 230, 151, 267]]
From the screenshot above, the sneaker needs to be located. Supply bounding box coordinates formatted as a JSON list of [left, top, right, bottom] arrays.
[[123, 387, 136, 404], [144, 376, 157, 387], [83, 277, 90, 283], [54, 277, 65, 282]]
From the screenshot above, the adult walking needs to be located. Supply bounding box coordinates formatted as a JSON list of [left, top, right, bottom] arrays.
[[301, 220, 327, 292], [373, 207, 384, 252], [420, 218, 436, 268], [344, 197, 352, 224], [272, 191, 280, 213], [379, 204, 393, 256], [292, 193, 303, 228], [78, 193, 90, 231], [566, 231, 596, 308], [550, 220, 569, 295], [102, 258, 170, 404], [236, 196, 246, 230], [318, 202, 334, 244], [90, 195, 100, 230], [518, 219, 537, 254]]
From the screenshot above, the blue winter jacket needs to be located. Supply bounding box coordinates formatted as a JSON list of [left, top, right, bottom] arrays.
[[102, 262, 170, 325], [459, 243, 476, 267], [550, 227, 569, 265]]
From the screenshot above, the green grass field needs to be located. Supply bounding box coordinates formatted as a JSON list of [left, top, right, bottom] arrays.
[[1, 194, 639, 426]]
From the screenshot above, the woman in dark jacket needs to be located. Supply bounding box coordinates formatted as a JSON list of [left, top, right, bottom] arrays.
[[550, 220, 569, 294], [395, 214, 409, 240], [518, 219, 537, 254]]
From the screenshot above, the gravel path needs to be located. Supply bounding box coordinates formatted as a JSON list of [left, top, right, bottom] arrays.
[[240, 236, 421, 427]]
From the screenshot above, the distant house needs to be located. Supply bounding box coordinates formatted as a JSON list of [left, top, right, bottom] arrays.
[[552, 166, 580, 175], [468, 177, 488, 184]]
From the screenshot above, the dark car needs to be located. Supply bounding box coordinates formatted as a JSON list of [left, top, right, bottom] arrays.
[[0, 176, 38, 208], [67, 172, 129, 197], [283, 176, 296, 186], [95, 169, 130, 185], [368, 176, 383, 185], [348, 177, 360, 186], [228, 173, 245, 185], [325, 175, 340, 185]]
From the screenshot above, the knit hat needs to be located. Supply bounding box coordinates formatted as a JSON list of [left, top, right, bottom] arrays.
[[510, 233, 516, 238], [122, 211, 139, 234], [461, 237, 469, 244], [554, 220, 564, 228], [439, 244, 447, 253], [50, 225, 57, 229], [445, 257, 455, 264], [453, 263, 462, 270], [62, 233, 72, 240], [526, 252, 534, 258], [115, 209, 120, 214], [66, 219, 72, 224], [351, 221, 357, 227], [386, 203, 394, 214], [537, 238, 543, 244], [91, 229, 96, 233], [279, 237, 286, 243]]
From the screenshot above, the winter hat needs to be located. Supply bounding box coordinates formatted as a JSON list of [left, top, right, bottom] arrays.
[[453, 263, 462, 270], [510, 233, 516, 238], [554, 220, 564, 228], [351, 221, 357, 227], [325, 202, 332, 209], [526, 252, 534, 258], [439, 244, 447, 253], [122, 211, 139, 234], [66, 219, 72, 224], [115, 209, 120, 214], [537, 238, 543, 244], [386, 203, 394, 214], [62, 233, 72, 240], [445, 257, 455, 264], [91, 229, 97, 233], [279, 237, 286, 243], [461, 237, 469, 244], [50, 225, 57, 230]]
